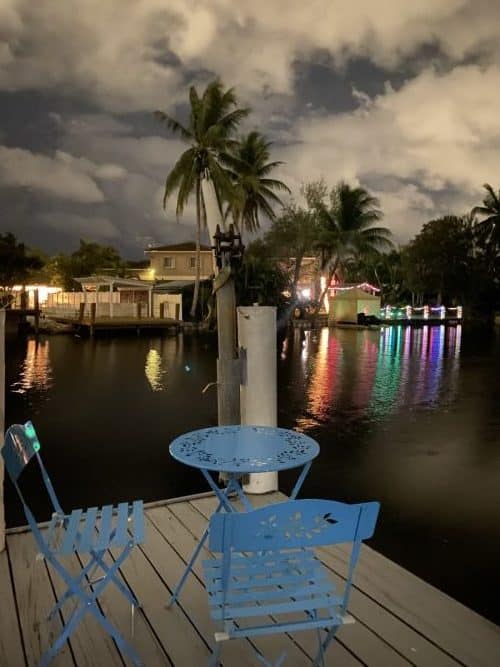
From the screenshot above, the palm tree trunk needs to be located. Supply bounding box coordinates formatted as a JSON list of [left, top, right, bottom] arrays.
[[291, 252, 304, 300], [315, 259, 338, 315], [190, 178, 202, 319]]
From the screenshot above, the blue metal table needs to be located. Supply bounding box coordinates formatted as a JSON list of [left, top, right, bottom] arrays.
[[168, 425, 320, 606]]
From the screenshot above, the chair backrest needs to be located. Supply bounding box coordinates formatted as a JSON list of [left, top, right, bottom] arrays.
[[1, 421, 63, 521], [209, 498, 380, 553]]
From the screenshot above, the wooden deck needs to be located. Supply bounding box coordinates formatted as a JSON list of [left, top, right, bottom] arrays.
[[53, 316, 181, 335], [1, 491, 499, 666]]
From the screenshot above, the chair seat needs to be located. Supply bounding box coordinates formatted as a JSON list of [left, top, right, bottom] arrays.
[[203, 548, 347, 638], [47, 501, 145, 555]]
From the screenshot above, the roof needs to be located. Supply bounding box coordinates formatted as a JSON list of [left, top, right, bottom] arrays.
[[145, 242, 212, 252], [74, 275, 153, 289], [331, 286, 380, 301], [154, 280, 196, 292]]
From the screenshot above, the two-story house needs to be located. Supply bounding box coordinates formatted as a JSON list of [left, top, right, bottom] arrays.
[[143, 242, 214, 282]]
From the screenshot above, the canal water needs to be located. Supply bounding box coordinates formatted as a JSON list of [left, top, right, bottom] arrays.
[[4, 325, 500, 624]]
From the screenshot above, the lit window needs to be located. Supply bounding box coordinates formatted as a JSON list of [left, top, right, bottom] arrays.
[[189, 256, 196, 269], [163, 257, 175, 269]]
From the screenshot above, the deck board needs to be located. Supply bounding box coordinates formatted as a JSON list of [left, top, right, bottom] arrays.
[[0, 550, 25, 667], [2, 492, 499, 666]]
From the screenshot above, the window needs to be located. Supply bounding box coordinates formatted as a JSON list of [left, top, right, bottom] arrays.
[[163, 257, 175, 269], [189, 256, 197, 269]]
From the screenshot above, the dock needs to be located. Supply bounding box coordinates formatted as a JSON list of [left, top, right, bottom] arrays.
[[51, 315, 181, 336], [1, 491, 499, 666]]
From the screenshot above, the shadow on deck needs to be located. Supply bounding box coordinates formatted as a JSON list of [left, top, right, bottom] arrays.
[[1, 491, 499, 666]]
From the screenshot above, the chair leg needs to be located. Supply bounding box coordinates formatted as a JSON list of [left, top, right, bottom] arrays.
[[312, 624, 340, 667], [208, 641, 222, 667], [168, 525, 210, 607]]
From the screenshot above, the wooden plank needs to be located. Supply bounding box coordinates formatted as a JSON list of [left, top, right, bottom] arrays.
[[7, 532, 75, 667], [0, 548, 25, 667], [190, 494, 455, 667], [108, 516, 210, 667], [331, 542, 500, 667], [154, 503, 365, 667]]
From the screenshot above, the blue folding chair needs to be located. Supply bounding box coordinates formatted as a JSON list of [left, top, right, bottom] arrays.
[[1, 421, 145, 667], [203, 498, 380, 666]]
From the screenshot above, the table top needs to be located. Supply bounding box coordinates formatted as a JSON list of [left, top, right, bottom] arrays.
[[169, 425, 320, 473]]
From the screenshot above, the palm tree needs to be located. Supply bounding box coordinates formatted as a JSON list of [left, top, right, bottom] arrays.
[[223, 131, 290, 232], [311, 182, 393, 311], [472, 183, 500, 269], [155, 80, 250, 318]]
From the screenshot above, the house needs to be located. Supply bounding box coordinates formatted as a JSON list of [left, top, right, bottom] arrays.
[[143, 242, 214, 281], [328, 283, 381, 324]]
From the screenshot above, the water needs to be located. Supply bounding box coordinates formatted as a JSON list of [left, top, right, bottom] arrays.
[[4, 325, 500, 624]]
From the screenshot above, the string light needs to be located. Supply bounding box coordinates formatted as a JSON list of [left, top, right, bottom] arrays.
[[380, 304, 463, 320]]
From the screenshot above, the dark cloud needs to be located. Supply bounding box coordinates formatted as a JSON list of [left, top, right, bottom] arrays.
[[1, 0, 500, 255]]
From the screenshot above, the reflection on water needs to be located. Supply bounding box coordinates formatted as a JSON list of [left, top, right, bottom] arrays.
[[292, 325, 462, 428], [10, 339, 52, 394], [5, 326, 500, 624], [145, 348, 166, 391]]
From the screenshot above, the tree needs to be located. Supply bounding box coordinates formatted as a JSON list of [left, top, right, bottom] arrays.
[[308, 181, 392, 311], [0, 233, 43, 288], [155, 79, 250, 318], [472, 183, 500, 271], [402, 216, 474, 305], [224, 131, 290, 232], [234, 240, 290, 311], [54, 240, 124, 290], [265, 203, 318, 299]]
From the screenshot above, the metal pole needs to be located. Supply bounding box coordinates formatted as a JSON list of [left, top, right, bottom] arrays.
[[0, 310, 6, 551]]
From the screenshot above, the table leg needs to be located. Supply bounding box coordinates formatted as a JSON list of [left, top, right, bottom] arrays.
[[167, 475, 238, 607], [290, 461, 312, 499]]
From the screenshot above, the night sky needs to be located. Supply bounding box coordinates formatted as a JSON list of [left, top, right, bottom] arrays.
[[1, 1, 500, 258]]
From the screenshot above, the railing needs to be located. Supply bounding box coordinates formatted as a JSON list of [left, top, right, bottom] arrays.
[[380, 305, 463, 320]]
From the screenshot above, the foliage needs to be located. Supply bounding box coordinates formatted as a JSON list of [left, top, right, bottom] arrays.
[[472, 183, 500, 274], [235, 240, 290, 312], [264, 203, 318, 298], [52, 240, 124, 290], [307, 181, 393, 310], [0, 233, 43, 287], [399, 215, 499, 314], [156, 79, 250, 318], [223, 131, 290, 232]]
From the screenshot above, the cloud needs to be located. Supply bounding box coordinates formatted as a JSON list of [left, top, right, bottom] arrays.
[[0, 146, 108, 202], [280, 64, 500, 237], [1, 1, 499, 111], [39, 212, 120, 239]]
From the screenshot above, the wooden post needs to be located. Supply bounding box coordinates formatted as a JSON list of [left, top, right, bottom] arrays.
[[136, 302, 142, 320], [90, 302, 96, 337], [20, 288, 28, 311], [78, 302, 85, 322], [0, 309, 5, 551], [33, 288, 40, 334], [159, 302, 165, 319], [201, 175, 240, 426], [215, 264, 240, 425], [109, 281, 114, 318]]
